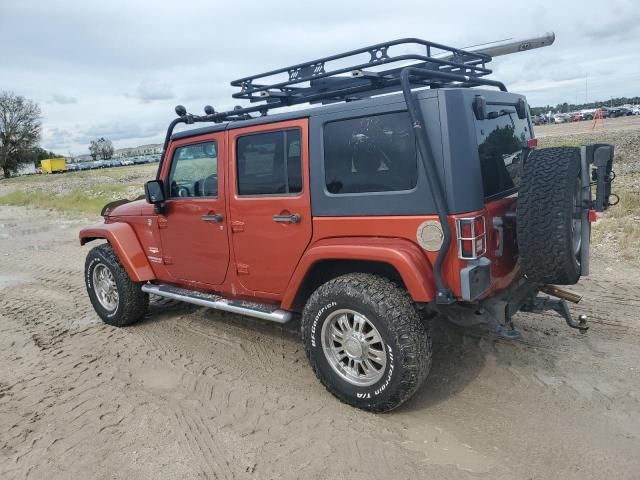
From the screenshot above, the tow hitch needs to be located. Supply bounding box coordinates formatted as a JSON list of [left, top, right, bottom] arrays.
[[522, 285, 589, 333], [439, 281, 590, 340]]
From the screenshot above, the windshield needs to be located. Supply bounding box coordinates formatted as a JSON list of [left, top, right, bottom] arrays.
[[475, 110, 529, 199]]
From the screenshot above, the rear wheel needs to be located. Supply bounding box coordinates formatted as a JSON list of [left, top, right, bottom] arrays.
[[85, 243, 148, 327], [517, 147, 586, 285], [302, 273, 431, 412]]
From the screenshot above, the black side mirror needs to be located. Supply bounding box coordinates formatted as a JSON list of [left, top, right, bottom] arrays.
[[144, 180, 165, 204]]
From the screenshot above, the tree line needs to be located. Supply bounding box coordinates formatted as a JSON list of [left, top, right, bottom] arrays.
[[89, 137, 114, 161], [0, 92, 41, 178], [1, 91, 117, 178], [530, 96, 640, 115]]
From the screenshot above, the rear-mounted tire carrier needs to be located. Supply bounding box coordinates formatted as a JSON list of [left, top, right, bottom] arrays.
[[517, 147, 584, 285], [517, 145, 616, 285]]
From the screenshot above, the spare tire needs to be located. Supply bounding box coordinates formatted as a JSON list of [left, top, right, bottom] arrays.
[[517, 147, 585, 285]]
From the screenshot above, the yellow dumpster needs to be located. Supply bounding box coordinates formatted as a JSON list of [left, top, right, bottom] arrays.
[[40, 158, 66, 174]]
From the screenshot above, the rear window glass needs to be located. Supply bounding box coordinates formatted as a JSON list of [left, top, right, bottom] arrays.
[[476, 111, 528, 199], [323, 112, 418, 194]]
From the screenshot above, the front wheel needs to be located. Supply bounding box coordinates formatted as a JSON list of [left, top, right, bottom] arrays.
[[302, 274, 431, 412], [85, 243, 148, 327]]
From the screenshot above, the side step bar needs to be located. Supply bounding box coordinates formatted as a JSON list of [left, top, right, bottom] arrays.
[[141, 283, 292, 324]]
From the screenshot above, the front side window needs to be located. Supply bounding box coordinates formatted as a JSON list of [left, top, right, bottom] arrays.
[[323, 112, 418, 194], [236, 129, 302, 195], [169, 142, 218, 198]]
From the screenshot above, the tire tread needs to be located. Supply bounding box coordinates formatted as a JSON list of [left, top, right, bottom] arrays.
[[517, 147, 582, 285], [302, 273, 431, 412]]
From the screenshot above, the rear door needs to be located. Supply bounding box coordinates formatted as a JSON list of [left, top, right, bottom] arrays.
[[159, 133, 229, 285], [228, 119, 312, 295], [473, 99, 531, 277]]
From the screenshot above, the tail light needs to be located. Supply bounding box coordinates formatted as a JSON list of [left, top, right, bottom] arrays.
[[456, 215, 486, 259], [527, 138, 538, 149]]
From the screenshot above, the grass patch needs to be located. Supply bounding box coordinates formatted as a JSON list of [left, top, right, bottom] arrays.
[[0, 184, 143, 215], [591, 188, 640, 260]]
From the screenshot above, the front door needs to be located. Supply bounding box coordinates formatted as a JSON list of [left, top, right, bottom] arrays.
[[228, 119, 312, 295], [159, 134, 229, 285]]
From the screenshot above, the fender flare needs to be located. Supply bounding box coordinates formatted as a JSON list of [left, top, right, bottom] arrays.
[[79, 223, 155, 282], [281, 237, 435, 309]]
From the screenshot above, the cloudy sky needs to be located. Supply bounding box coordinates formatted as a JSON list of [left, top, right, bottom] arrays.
[[1, 0, 639, 155]]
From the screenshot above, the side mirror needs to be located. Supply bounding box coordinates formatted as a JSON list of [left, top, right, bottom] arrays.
[[144, 180, 165, 204]]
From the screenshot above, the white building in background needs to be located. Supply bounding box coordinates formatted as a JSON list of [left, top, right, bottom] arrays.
[[16, 163, 37, 175], [113, 144, 162, 158]]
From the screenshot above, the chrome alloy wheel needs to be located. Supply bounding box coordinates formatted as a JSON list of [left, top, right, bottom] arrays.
[[321, 309, 387, 386], [92, 263, 119, 312]]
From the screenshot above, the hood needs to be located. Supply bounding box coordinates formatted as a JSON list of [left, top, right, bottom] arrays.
[[102, 198, 149, 217]]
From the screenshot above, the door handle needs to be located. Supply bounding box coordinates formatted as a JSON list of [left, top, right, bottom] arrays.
[[272, 213, 301, 224], [201, 213, 224, 223]]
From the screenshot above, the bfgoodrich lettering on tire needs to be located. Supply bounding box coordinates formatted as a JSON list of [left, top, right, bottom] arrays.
[[85, 243, 148, 327], [302, 273, 431, 412]]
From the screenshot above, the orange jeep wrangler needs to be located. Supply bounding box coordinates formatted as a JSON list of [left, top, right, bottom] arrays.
[[80, 38, 615, 411]]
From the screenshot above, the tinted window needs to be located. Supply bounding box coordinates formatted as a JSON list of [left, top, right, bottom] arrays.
[[323, 112, 417, 194], [237, 129, 302, 195], [169, 142, 217, 198], [476, 111, 528, 199]]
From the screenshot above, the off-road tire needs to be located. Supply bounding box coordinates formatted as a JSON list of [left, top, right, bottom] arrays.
[[302, 273, 431, 412], [85, 243, 148, 327], [517, 147, 584, 285]]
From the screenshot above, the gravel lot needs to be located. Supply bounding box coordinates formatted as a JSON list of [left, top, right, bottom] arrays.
[[1, 118, 639, 479]]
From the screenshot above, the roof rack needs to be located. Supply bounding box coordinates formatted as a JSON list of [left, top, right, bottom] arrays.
[[230, 38, 496, 107]]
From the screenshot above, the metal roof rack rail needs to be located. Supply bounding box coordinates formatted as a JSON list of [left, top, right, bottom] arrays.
[[230, 38, 498, 107]]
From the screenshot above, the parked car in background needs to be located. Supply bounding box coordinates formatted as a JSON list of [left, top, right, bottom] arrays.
[[608, 107, 632, 118], [580, 109, 595, 120], [553, 113, 569, 123], [532, 114, 548, 125]]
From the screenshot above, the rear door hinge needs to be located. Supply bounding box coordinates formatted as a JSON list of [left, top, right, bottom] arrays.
[[236, 263, 249, 275], [158, 217, 169, 229], [163, 256, 173, 265], [231, 220, 245, 233]]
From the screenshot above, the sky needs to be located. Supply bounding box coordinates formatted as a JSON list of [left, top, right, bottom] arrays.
[[1, 0, 639, 155]]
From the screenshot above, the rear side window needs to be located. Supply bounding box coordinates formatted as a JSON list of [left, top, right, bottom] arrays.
[[323, 112, 418, 194], [476, 111, 528, 199], [236, 129, 302, 195]]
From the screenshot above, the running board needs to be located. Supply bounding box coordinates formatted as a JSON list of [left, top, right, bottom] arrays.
[[141, 283, 292, 323]]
